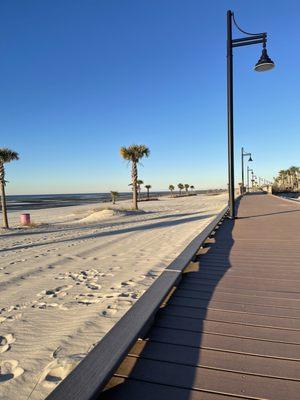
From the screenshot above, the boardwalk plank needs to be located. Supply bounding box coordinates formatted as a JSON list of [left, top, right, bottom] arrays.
[[183, 275, 300, 291], [188, 269, 300, 280], [179, 281, 300, 300], [113, 356, 300, 400], [129, 340, 300, 380], [101, 377, 240, 400], [174, 288, 300, 308], [163, 304, 300, 329], [168, 296, 300, 318], [148, 326, 300, 360], [154, 314, 300, 343], [99, 194, 300, 399]]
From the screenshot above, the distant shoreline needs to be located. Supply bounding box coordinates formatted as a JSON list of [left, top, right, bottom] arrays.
[[6, 189, 225, 212]]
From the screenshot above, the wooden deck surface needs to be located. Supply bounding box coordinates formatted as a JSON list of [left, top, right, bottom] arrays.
[[99, 193, 300, 400]]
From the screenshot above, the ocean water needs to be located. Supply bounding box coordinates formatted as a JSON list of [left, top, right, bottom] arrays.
[[5, 190, 222, 211], [5, 191, 166, 211], [5, 192, 133, 211]]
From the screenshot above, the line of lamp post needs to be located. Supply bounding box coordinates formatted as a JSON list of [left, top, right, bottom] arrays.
[[226, 10, 275, 218], [241, 154, 272, 192], [241, 147, 252, 194]]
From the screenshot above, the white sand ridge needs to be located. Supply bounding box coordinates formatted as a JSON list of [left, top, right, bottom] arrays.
[[77, 207, 146, 223]]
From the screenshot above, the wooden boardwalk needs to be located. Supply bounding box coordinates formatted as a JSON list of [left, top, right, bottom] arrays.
[[100, 193, 300, 400]]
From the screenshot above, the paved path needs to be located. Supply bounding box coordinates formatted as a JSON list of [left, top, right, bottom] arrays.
[[100, 193, 300, 400]]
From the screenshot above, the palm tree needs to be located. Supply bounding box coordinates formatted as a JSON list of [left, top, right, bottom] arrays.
[[289, 166, 300, 190], [278, 170, 286, 186], [286, 169, 293, 189], [137, 179, 144, 200], [0, 148, 19, 229], [184, 184, 190, 194], [128, 179, 143, 199], [273, 167, 300, 192], [110, 191, 119, 204], [120, 145, 150, 210], [145, 185, 151, 199], [177, 183, 184, 196], [190, 185, 195, 191], [169, 184, 175, 197]]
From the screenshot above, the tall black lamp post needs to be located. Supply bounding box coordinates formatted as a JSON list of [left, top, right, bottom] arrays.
[[241, 147, 252, 194], [227, 10, 274, 218]]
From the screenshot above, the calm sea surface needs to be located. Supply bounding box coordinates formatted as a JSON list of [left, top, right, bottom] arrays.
[[6, 190, 221, 211], [6, 192, 137, 211]]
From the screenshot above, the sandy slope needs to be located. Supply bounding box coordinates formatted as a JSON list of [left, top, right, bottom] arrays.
[[0, 193, 227, 400]]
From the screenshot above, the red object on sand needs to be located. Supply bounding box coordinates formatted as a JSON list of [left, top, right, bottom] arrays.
[[20, 213, 30, 225]]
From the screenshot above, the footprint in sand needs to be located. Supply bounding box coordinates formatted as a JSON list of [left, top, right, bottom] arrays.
[[6, 304, 22, 313], [75, 293, 103, 305], [0, 360, 24, 382], [131, 291, 144, 299], [100, 304, 118, 317], [4, 313, 23, 323], [109, 266, 121, 271], [104, 292, 121, 299], [58, 269, 106, 292], [86, 282, 102, 290], [98, 273, 114, 278], [121, 280, 136, 287], [32, 302, 68, 311], [39, 354, 85, 389], [37, 285, 73, 299], [0, 334, 15, 353]]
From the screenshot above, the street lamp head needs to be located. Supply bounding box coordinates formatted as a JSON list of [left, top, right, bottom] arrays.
[[254, 47, 275, 72], [248, 155, 253, 162]]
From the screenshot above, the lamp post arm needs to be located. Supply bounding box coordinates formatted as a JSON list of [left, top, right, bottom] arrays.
[[231, 12, 268, 48], [232, 12, 265, 37], [232, 38, 265, 48], [232, 34, 265, 43]]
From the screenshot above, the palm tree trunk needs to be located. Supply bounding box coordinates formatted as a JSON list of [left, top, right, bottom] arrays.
[[0, 182, 9, 229], [147, 189, 149, 199], [131, 161, 138, 210]]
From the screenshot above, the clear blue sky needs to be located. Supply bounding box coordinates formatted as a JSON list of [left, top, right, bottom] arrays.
[[1, 0, 299, 194]]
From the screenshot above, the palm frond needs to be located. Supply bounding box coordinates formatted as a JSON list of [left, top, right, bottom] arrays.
[[119, 144, 150, 162], [0, 148, 19, 163]]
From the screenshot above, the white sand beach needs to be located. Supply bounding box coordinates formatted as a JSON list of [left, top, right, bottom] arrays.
[[0, 193, 227, 400]]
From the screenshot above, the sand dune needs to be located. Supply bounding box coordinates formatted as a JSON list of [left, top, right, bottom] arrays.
[[0, 193, 227, 399]]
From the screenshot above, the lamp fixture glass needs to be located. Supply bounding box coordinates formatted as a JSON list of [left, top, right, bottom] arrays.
[[254, 48, 275, 72]]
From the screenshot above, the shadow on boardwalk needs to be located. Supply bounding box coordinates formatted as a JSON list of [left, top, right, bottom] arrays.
[[100, 200, 239, 399]]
